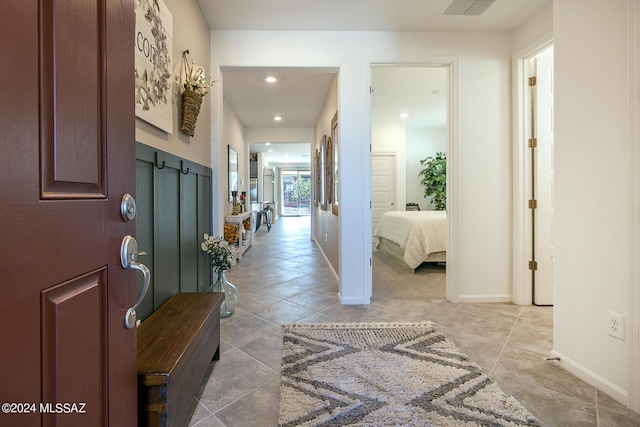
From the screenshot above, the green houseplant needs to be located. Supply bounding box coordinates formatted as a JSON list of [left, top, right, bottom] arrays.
[[418, 152, 447, 210]]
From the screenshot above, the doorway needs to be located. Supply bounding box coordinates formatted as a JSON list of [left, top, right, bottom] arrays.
[[281, 169, 312, 216], [370, 65, 450, 299], [526, 45, 555, 305], [513, 39, 555, 306]]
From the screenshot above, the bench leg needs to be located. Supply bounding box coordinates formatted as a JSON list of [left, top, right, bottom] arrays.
[[212, 345, 220, 361]]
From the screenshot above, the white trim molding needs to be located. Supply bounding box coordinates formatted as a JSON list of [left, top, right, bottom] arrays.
[[457, 294, 512, 304], [511, 33, 554, 306], [367, 57, 460, 303], [551, 350, 629, 406], [628, 0, 640, 413], [444, 58, 461, 303]]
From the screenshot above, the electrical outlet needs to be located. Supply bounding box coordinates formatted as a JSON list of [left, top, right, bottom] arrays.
[[606, 311, 624, 340]]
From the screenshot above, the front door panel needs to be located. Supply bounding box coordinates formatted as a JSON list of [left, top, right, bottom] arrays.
[[0, 1, 136, 426]]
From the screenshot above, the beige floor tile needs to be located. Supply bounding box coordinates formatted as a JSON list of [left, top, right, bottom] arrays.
[[189, 216, 640, 427]]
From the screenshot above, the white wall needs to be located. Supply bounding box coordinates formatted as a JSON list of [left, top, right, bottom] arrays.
[[314, 75, 339, 276], [245, 128, 314, 146], [223, 101, 246, 219], [552, 0, 633, 405], [210, 30, 513, 304], [407, 128, 447, 211], [371, 125, 446, 211], [512, 3, 553, 54], [136, 0, 211, 167]]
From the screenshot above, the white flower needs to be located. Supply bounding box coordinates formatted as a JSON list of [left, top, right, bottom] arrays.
[[200, 233, 237, 271]]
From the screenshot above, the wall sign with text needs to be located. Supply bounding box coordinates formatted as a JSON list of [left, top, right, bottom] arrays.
[[135, 0, 173, 133]]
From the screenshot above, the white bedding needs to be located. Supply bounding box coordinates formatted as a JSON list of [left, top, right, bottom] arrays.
[[373, 211, 447, 269]]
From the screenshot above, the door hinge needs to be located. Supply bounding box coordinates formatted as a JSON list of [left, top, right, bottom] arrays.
[[370, 258, 372, 267], [528, 199, 537, 209], [529, 260, 538, 271], [370, 200, 372, 209], [370, 86, 374, 94], [528, 138, 537, 148], [528, 76, 537, 86]]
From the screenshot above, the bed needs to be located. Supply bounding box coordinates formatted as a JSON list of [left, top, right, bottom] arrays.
[[373, 210, 447, 272]]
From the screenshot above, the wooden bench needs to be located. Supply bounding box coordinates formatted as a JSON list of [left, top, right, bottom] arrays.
[[137, 292, 224, 427]]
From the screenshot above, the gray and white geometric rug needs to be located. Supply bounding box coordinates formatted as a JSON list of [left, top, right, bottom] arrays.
[[278, 322, 540, 427]]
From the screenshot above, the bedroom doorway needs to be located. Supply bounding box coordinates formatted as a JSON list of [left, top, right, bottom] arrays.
[[370, 65, 449, 300]]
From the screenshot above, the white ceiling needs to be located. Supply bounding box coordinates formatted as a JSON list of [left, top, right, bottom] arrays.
[[204, 0, 552, 163], [197, 0, 551, 33]]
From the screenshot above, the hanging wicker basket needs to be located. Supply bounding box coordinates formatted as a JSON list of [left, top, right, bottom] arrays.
[[181, 89, 203, 137]]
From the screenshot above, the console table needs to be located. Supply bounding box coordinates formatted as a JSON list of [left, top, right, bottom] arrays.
[[225, 212, 253, 261]]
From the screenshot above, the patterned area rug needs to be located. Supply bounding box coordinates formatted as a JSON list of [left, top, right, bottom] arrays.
[[278, 322, 540, 427]]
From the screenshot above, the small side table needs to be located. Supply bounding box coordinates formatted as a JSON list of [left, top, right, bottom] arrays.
[[225, 212, 253, 261]]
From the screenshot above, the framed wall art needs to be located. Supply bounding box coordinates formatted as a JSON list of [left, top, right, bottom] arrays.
[[320, 135, 327, 211], [325, 135, 333, 208], [331, 111, 339, 216], [135, 0, 173, 133], [313, 149, 320, 207]]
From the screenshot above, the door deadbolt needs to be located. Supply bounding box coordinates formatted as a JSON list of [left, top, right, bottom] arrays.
[[121, 193, 137, 222]]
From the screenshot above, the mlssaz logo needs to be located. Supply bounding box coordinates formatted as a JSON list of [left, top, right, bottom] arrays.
[[39, 403, 87, 414]]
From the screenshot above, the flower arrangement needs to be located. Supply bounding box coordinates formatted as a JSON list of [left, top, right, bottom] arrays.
[[182, 59, 214, 97], [180, 54, 214, 136], [201, 234, 237, 272]]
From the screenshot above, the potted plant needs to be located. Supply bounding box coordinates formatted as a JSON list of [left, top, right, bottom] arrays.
[[418, 152, 446, 210]]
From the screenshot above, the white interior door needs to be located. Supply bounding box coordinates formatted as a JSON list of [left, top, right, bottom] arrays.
[[534, 46, 555, 305], [372, 153, 397, 234]]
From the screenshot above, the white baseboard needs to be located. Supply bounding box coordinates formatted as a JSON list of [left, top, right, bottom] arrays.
[[339, 294, 369, 305], [457, 294, 512, 303], [312, 235, 343, 292], [550, 349, 628, 406]]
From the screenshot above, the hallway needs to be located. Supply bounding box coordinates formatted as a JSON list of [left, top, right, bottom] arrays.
[[188, 217, 640, 426]]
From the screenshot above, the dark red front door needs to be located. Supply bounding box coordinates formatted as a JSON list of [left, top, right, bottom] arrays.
[[0, 1, 137, 426]]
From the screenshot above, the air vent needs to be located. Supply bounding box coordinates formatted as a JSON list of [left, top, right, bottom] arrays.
[[442, 0, 496, 16]]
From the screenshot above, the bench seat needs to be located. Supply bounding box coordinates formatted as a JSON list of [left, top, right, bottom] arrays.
[[137, 292, 224, 427]]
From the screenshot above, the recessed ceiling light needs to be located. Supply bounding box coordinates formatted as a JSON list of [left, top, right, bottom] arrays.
[[274, 116, 282, 121], [268, 149, 274, 152], [265, 142, 271, 146], [265, 76, 278, 83], [400, 113, 409, 119]]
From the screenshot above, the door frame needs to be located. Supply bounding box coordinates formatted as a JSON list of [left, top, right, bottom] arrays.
[[629, 0, 640, 413], [511, 34, 553, 306], [280, 168, 312, 216], [368, 59, 458, 301]]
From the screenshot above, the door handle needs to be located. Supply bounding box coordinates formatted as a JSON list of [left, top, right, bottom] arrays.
[[120, 235, 151, 329]]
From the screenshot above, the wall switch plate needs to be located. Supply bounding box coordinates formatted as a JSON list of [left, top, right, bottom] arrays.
[[606, 310, 624, 340]]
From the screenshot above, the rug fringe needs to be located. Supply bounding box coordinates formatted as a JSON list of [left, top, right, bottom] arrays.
[[282, 321, 434, 329]]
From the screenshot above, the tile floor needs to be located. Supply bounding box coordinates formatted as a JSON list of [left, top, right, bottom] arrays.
[[188, 216, 640, 427]]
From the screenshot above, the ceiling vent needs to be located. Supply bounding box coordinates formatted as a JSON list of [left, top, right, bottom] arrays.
[[442, 0, 496, 16]]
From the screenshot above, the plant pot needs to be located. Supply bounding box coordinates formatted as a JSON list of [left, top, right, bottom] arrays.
[[181, 89, 203, 137]]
